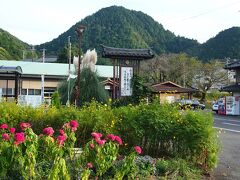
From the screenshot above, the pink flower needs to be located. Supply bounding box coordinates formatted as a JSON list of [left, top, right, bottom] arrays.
[[57, 134, 67, 145], [20, 122, 31, 130], [43, 127, 54, 136], [71, 127, 77, 132], [70, 120, 79, 128], [96, 139, 106, 146], [9, 127, 16, 134], [2, 133, 10, 141], [89, 143, 94, 149], [63, 123, 70, 129], [59, 129, 65, 135], [134, 146, 142, 154], [91, 132, 102, 139], [115, 135, 123, 145], [14, 132, 25, 145], [0, 124, 8, 129], [87, 162, 93, 169], [106, 134, 116, 141]]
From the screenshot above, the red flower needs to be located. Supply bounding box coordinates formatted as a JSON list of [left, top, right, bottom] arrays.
[[9, 127, 16, 134], [134, 146, 142, 154], [87, 162, 93, 169], [115, 135, 123, 145], [2, 133, 10, 141], [20, 122, 31, 130], [70, 120, 79, 128], [96, 139, 106, 146], [106, 134, 116, 141], [91, 132, 102, 139], [59, 129, 65, 135], [0, 124, 8, 129], [14, 132, 25, 145], [57, 134, 67, 145], [43, 127, 54, 136], [89, 143, 94, 149]]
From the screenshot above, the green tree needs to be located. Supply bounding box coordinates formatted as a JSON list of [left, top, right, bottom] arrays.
[[58, 68, 108, 106], [193, 60, 228, 102]]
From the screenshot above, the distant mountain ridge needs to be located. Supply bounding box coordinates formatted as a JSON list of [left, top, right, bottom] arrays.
[[1, 6, 240, 61], [0, 28, 39, 60], [36, 6, 199, 58], [197, 27, 240, 60], [0, 28, 29, 60]]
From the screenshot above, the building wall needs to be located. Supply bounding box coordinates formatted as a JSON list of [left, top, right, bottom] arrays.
[[0, 80, 15, 88], [159, 93, 181, 103], [22, 80, 59, 89]]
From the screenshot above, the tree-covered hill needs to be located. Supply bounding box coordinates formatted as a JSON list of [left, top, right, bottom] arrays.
[[198, 27, 240, 60], [0, 28, 33, 60], [36, 6, 199, 60]]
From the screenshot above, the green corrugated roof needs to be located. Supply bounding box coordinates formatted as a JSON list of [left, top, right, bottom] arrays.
[[0, 60, 113, 78]]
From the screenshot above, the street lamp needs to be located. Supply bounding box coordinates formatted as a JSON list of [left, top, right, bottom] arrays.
[[75, 25, 86, 106]]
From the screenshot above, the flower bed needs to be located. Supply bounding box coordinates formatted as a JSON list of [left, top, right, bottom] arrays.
[[0, 121, 144, 179], [0, 101, 219, 178]]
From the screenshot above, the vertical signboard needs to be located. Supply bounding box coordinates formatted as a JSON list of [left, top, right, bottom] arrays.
[[121, 67, 133, 96]]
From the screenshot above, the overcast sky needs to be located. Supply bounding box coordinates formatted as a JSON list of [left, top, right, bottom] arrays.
[[1, 0, 240, 45]]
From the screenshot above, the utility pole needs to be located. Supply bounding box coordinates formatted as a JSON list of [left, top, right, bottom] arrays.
[[67, 36, 71, 106], [31, 45, 35, 62], [41, 49, 46, 104], [75, 25, 86, 107]]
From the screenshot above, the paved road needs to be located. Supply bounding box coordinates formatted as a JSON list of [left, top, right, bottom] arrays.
[[214, 114, 240, 132], [213, 114, 240, 180]]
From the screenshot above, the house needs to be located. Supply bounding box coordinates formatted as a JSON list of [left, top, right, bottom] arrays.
[[221, 60, 240, 96], [0, 60, 113, 104], [151, 81, 198, 103]]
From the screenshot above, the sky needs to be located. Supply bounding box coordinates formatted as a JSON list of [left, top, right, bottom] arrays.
[[0, 0, 240, 45]]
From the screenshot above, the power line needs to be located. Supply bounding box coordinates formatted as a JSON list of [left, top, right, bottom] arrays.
[[169, 0, 240, 23]]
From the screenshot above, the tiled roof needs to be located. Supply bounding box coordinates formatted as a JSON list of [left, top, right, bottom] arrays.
[[101, 45, 154, 60], [221, 84, 240, 92], [152, 81, 198, 93], [224, 60, 240, 70]]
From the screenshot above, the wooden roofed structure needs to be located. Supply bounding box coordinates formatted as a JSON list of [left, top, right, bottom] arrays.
[[151, 81, 198, 103], [101, 45, 154, 99]]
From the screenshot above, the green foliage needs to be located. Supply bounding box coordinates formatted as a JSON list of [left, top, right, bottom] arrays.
[[156, 158, 201, 179], [78, 68, 109, 106], [0, 28, 38, 60], [0, 100, 219, 174], [198, 27, 240, 61], [58, 68, 108, 106], [51, 91, 61, 108], [36, 6, 199, 58], [56, 44, 79, 63]]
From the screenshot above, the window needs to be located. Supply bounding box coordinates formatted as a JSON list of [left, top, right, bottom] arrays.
[[2, 88, 14, 95], [21, 89, 27, 95], [35, 89, 41, 95], [28, 89, 34, 95]]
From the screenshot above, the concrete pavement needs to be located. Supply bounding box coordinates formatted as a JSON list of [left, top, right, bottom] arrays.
[[213, 114, 240, 180]]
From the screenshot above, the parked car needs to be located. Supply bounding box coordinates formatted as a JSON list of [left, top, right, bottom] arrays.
[[175, 99, 205, 110], [212, 102, 219, 114]]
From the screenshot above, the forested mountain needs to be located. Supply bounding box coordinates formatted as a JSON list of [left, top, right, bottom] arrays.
[[1, 6, 240, 62], [36, 6, 199, 60], [0, 28, 33, 60], [197, 27, 240, 60]]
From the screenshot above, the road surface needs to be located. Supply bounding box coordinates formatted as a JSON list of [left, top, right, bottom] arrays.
[[213, 114, 240, 180]]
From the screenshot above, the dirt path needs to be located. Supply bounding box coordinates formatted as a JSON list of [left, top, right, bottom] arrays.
[[213, 130, 240, 179]]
